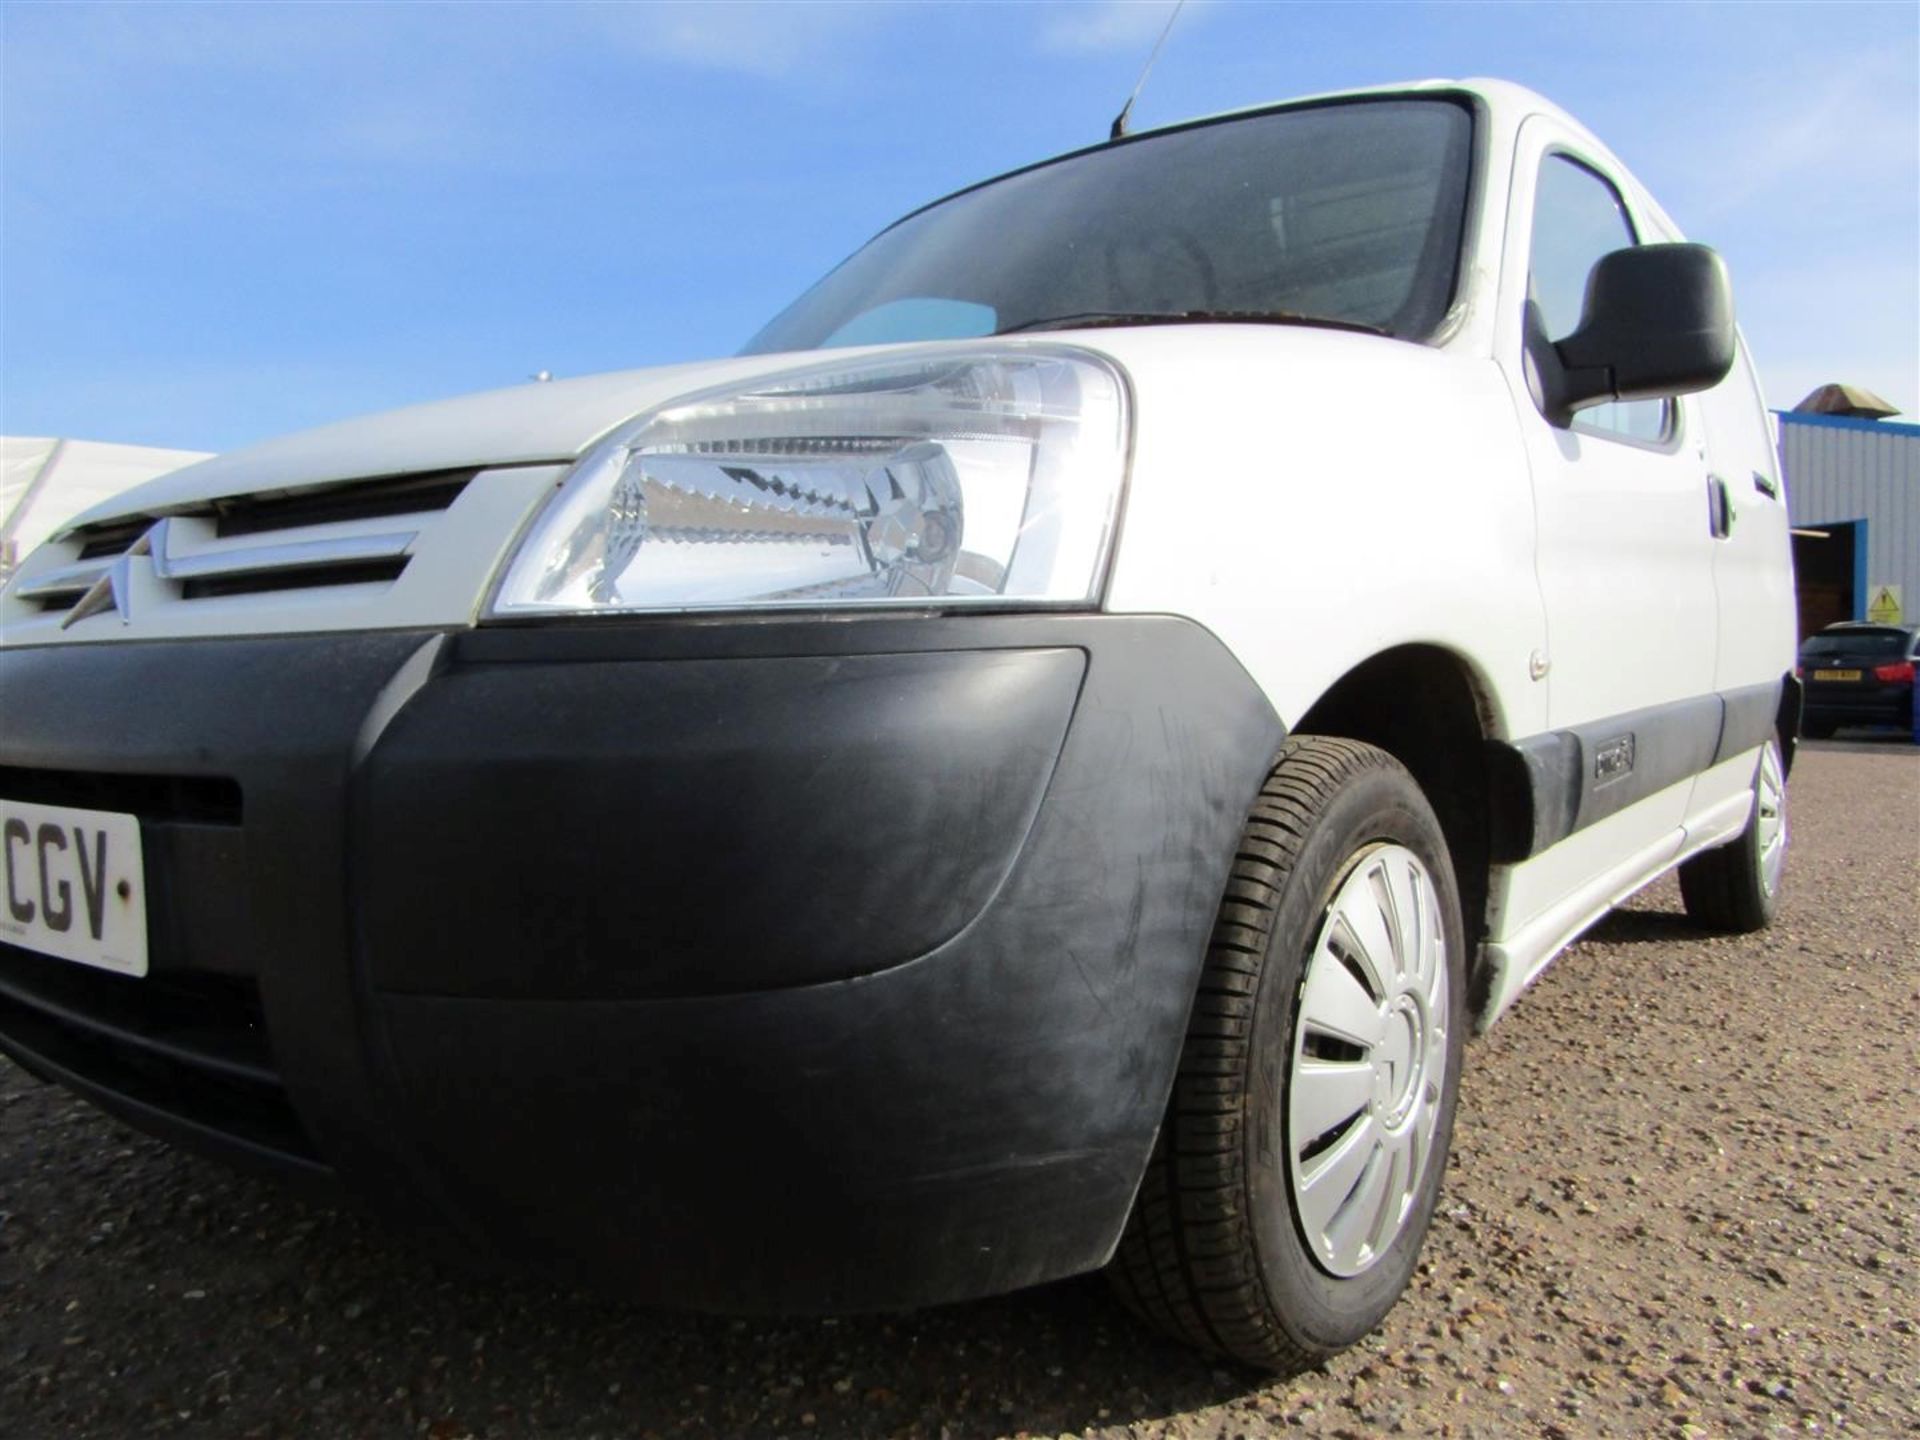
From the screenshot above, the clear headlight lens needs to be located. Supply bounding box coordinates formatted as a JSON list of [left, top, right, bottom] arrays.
[[488, 346, 1128, 616]]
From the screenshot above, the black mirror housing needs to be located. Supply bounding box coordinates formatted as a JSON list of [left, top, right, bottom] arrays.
[[1533, 243, 1736, 428]]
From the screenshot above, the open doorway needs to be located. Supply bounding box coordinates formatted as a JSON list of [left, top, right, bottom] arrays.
[[1792, 520, 1864, 639]]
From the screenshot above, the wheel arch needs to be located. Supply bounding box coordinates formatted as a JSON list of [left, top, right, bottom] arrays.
[[1289, 644, 1511, 1012], [1777, 671, 1803, 774]]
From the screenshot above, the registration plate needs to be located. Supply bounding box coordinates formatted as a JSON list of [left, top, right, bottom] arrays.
[[0, 799, 148, 977], [1811, 668, 1862, 682]]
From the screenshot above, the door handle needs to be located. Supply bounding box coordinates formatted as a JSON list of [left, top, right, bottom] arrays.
[[1708, 475, 1735, 539]]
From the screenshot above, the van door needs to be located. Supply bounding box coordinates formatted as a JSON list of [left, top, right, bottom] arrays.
[[1495, 121, 1721, 925], [1689, 336, 1796, 823]]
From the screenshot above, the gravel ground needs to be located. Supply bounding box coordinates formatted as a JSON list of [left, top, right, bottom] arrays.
[[2, 738, 1914, 1440]]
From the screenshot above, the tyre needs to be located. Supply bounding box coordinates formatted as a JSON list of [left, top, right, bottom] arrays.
[[1108, 736, 1467, 1372], [1678, 736, 1787, 933], [1801, 719, 1836, 740]]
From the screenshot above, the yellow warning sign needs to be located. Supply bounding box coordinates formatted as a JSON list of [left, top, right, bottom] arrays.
[[1866, 584, 1903, 624]]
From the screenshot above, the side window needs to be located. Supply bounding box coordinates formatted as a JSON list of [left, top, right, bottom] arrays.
[[1528, 155, 1671, 444]]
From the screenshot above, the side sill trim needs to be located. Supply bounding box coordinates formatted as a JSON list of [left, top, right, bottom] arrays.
[[1474, 780, 1757, 1033], [1495, 679, 1782, 859]]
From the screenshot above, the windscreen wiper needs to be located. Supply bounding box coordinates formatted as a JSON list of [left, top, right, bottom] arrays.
[[995, 309, 1391, 338]]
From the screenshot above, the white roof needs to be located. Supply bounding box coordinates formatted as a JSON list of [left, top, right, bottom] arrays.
[[1, 437, 213, 570]]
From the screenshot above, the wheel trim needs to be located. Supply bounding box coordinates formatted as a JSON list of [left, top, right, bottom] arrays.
[[1756, 742, 1787, 898], [1287, 843, 1448, 1279]]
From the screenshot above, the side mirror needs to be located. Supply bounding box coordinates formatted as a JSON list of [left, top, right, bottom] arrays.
[[1531, 242, 1736, 428]]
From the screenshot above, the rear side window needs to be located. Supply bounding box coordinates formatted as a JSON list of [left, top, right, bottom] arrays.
[[1528, 155, 1670, 444]]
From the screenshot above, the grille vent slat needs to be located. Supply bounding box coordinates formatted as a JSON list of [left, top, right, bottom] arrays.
[[75, 519, 156, 561], [69, 468, 474, 557], [0, 765, 242, 824], [0, 949, 322, 1169], [182, 555, 410, 600], [212, 469, 473, 538]]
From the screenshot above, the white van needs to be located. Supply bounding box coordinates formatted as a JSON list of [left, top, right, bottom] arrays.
[[0, 79, 1796, 1370]]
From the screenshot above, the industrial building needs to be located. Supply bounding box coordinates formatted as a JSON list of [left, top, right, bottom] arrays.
[[1779, 391, 1918, 638]]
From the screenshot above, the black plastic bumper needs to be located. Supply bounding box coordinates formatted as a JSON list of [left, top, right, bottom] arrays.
[[0, 614, 1283, 1311], [1802, 682, 1913, 728]]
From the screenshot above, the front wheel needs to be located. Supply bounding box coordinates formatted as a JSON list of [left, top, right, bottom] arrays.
[[1108, 737, 1466, 1372], [1679, 737, 1787, 932]]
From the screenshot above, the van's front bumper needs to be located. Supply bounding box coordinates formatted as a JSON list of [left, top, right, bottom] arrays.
[[0, 614, 1282, 1312]]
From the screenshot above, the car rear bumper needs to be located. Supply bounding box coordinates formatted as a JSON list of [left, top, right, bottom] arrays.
[[1803, 681, 1914, 728], [0, 614, 1283, 1311]]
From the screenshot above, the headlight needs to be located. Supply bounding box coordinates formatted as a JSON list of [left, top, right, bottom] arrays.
[[488, 346, 1129, 616]]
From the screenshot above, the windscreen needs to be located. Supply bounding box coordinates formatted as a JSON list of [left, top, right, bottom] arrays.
[[745, 98, 1474, 354]]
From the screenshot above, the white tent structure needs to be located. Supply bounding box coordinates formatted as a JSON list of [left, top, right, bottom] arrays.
[[1, 437, 212, 577]]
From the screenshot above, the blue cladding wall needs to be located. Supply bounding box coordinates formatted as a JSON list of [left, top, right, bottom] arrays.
[[1779, 412, 1920, 622]]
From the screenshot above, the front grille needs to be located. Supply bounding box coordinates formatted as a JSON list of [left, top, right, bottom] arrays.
[[1, 458, 562, 645], [13, 468, 476, 622], [0, 946, 321, 1170]]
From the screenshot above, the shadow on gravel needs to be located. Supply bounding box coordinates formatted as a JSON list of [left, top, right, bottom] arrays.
[[2, 1081, 1270, 1438], [1579, 906, 1717, 947]]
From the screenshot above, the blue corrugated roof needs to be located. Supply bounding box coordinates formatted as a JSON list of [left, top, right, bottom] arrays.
[[1775, 410, 1920, 438]]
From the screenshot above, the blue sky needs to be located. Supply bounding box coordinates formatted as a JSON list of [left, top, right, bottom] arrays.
[[4, 1, 1916, 453]]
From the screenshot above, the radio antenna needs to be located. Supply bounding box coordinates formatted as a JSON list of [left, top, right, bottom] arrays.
[[1109, 0, 1188, 142]]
